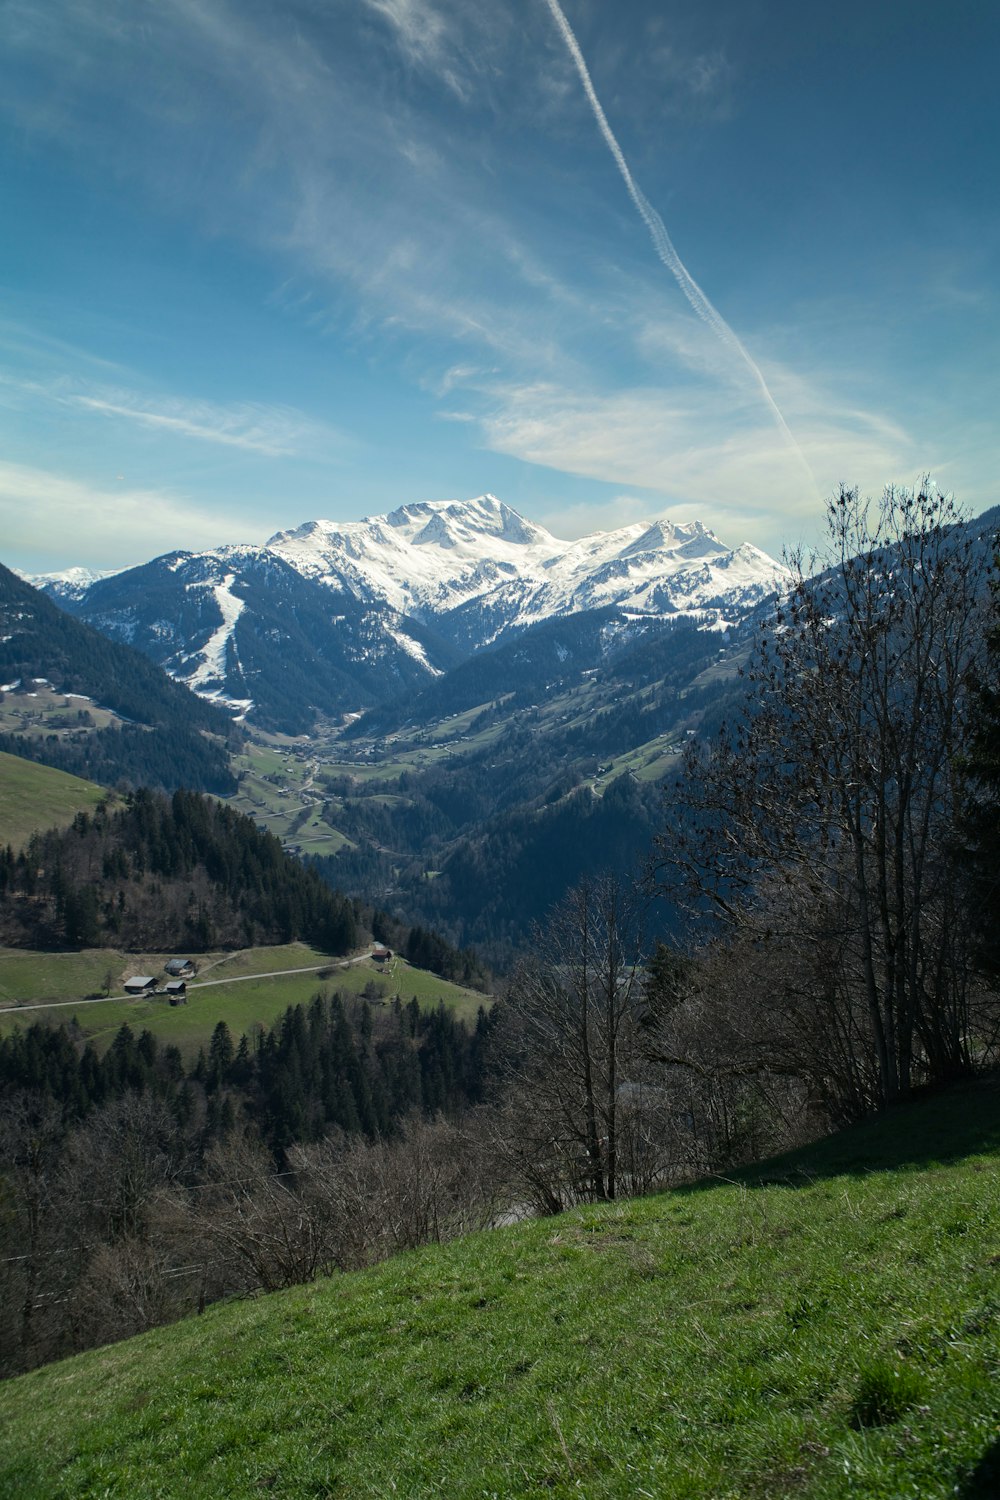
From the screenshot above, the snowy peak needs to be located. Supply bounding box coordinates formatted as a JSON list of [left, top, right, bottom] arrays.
[[22, 564, 122, 601], [40, 493, 786, 727], [265, 494, 785, 637], [266, 495, 562, 619], [383, 494, 554, 548], [619, 519, 725, 563]]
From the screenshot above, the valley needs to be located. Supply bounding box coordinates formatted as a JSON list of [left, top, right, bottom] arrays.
[[7, 500, 767, 958], [1, 488, 998, 1459], [4, 0, 997, 1486]]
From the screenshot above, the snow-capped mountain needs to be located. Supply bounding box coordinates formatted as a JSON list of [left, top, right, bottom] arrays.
[[267, 494, 785, 651], [38, 495, 785, 728], [17, 565, 121, 601], [62, 544, 458, 732]]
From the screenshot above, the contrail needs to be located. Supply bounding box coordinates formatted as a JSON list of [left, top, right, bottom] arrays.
[[541, 0, 818, 494]]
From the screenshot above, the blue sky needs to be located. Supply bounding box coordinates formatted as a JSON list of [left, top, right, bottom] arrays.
[[1, 0, 997, 571]]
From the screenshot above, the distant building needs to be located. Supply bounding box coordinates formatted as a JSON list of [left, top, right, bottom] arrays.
[[371, 946, 392, 963], [123, 976, 156, 995], [164, 958, 195, 977], [165, 980, 187, 1005]]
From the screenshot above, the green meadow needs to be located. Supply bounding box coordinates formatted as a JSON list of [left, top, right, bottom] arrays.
[[1, 1078, 999, 1497], [0, 749, 107, 850], [0, 943, 487, 1055]]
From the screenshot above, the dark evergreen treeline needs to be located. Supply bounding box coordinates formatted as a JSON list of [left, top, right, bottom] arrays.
[[0, 562, 239, 793], [0, 1018, 185, 1122], [402, 925, 490, 990], [196, 991, 493, 1151], [317, 766, 670, 963], [0, 723, 235, 798], [0, 786, 356, 953], [0, 991, 495, 1155], [0, 995, 497, 1376]]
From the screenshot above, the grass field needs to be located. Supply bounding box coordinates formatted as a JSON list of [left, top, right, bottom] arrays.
[[0, 749, 108, 850], [1, 1078, 999, 1497], [226, 743, 358, 856], [0, 943, 488, 1054], [0, 682, 122, 738]]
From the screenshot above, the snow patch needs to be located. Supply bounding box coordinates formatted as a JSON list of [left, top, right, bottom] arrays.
[[385, 627, 444, 676], [187, 575, 245, 692]]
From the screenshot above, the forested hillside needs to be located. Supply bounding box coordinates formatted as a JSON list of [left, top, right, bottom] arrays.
[[319, 767, 667, 956], [60, 547, 461, 735], [0, 564, 238, 793], [0, 990, 494, 1374], [0, 787, 356, 953]]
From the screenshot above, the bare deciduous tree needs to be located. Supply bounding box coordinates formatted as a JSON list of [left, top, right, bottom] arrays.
[[496, 875, 654, 1206], [193, 1135, 337, 1295], [294, 1115, 501, 1268], [663, 485, 995, 1113]]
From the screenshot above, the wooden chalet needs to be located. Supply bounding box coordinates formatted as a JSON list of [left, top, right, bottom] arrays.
[[123, 976, 157, 995]]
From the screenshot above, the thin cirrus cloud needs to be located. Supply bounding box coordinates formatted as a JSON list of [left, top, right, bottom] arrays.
[[0, 461, 252, 570], [0, 363, 346, 460], [68, 390, 344, 458], [1, 0, 994, 570], [360, 0, 457, 87], [474, 377, 919, 550], [0, 1, 727, 392]]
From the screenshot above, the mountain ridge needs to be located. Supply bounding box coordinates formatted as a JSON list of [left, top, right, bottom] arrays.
[[36, 495, 786, 730]]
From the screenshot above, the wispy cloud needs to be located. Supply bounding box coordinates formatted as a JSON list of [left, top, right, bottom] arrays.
[[1, 0, 991, 566], [0, 366, 346, 458], [535, 492, 659, 541], [69, 390, 340, 457], [360, 0, 458, 88], [0, 461, 254, 569], [540, 0, 818, 501], [474, 377, 919, 554], [0, 316, 128, 377]]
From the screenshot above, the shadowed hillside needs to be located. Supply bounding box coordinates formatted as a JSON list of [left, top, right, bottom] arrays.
[[2, 1076, 999, 1498]]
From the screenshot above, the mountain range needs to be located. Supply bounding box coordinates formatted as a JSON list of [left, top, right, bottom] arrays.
[[39, 495, 785, 732]]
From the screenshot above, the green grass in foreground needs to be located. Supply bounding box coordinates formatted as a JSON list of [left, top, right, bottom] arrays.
[[0, 944, 487, 1054], [0, 749, 107, 850], [2, 1080, 1000, 1498]]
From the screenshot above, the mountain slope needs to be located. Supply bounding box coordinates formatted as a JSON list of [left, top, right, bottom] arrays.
[[2, 1078, 999, 1498], [44, 497, 785, 728], [0, 563, 236, 793], [61, 546, 459, 733], [0, 785, 357, 953], [0, 750, 107, 851], [268, 493, 787, 651]]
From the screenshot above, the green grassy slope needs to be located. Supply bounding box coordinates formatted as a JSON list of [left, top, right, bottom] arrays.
[[0, 748, 107, 850], [0, 942, 486, 1053], [2, 1081, 1000, 1498]]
